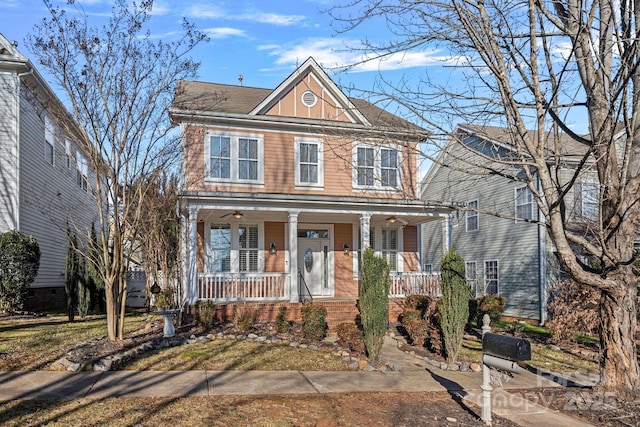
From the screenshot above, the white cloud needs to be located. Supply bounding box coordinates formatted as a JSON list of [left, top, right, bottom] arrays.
[[236, 12, 305, 26], [184, 4, 225, 19], [149, 1, 171, 16], [204, 27, 247, 39], [260, 37, 460, 73]]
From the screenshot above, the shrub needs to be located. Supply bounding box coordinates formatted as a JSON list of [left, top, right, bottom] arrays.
[[275, 306, 291, 333], [546, 279, 599, 342], [301, 303, 327, 340], [472, 294, 506, 325], [233, 302, 257, 331], [154, 287, 177, 310], [440, 249, 469, 363], [359, 248, 390, 361], [65, 231, 90, 321], [335, 322, 365, 355], [194, 301, 216, 329], [400, 308, 429, 346], [0, 230, 40, 313], [400, 295, 442, 353]]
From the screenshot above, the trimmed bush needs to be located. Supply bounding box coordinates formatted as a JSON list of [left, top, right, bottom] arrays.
[[275, 306, 291, 333], [335, 322, 365, 355], [359, 248, 390, 361], [400, 308, 429, 346], [475, 294, 507, 324], [194, 301, 216, 329], [233, 302, 257, 331], [301, 303, 327, 340], [0, 230, 40, 313], [440, 248, 469, 363]]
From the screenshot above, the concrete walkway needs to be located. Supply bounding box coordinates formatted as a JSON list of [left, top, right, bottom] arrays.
[[0, 336, 598, 427]]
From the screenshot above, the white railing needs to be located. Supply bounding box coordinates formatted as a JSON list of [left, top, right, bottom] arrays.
[[389, 272, 442, 298], [198, 273, 289, 302]]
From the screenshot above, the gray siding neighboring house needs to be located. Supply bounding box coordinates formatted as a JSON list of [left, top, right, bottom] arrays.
[[421, 124, 593, 323], [0, 34, 98, 310]]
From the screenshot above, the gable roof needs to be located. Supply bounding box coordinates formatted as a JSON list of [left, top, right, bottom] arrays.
[[170, 57, 426, 138]]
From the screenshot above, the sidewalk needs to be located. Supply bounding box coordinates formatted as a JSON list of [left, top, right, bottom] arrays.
[[0, 335, 597, 427]]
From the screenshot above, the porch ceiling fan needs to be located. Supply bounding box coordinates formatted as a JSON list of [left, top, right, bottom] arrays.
[[220, 211, 244, 219], [386, 216, 408, 226]]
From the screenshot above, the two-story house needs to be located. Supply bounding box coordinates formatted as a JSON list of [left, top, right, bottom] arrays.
[[170, 57, 450, 325], [420, 124, 594, 323], [0, 33, 98, 310]]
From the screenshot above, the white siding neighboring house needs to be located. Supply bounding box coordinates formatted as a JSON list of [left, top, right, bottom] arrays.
[[0, 33, 98, 310], [420, 124, 596, 323]]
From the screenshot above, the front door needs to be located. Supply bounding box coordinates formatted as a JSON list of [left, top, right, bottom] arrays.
[[298, 238, 330, 297]]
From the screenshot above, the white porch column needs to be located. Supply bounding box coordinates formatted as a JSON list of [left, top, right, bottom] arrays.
[[359, 213, 371, 251], [288, 211, 299, 302], [187, 205, 198, 305]]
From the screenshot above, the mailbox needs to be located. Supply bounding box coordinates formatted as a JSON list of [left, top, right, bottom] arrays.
[[482, 333, 531, 362]]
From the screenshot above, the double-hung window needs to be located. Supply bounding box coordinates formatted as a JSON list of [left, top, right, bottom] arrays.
[[76, 151, 88, 191], [466, 200, 479, 231], [238, 224, 259, 272], [381, 228, 398, 272], [295, 137, 324, 187], [581, 182, 599, 220], [484, 260, 499, 295], [465, 261, 478, 297], [353, 143, 400, 190], [44, 116, 55, 165], [515, 186, 533, 221], [206, 132, 263, 184], [209, 224, 231, 272]]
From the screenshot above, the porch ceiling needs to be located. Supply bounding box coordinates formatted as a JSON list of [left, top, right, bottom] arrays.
[[182, 191, 450, 226]]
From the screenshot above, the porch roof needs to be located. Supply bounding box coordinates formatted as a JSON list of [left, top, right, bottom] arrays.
[[180, 191, 451, 226]]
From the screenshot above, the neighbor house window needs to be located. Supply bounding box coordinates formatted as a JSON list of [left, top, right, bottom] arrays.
[[581, 182, 599, 220], [295, 137, 323, 187], [465, 261, 478, 297], [423, 263, 433, 273], [238, 224, 259, 272], [466, 200, 479, 231], [515, 186, 533, 221], [209, 224, 231, 272], [353, 143, 400, 189], [76, 151, 88, 191], [44, 116, 55, 165], [65, 139, 72, 169], [381, 228, 398, 271], [206, 132, 263, 184], [484, 260, 499, 295]]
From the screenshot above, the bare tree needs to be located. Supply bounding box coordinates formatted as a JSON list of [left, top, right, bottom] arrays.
[[330, 1, 640, 394], [26, 0, 207, 340]]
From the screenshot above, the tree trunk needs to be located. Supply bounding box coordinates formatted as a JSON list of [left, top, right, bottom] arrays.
[[598, 273, 640, 395], [105, 280, 116, 341]]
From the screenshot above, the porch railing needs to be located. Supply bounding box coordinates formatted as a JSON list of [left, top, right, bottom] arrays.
[[389, 272, 442, 298], [198, 273, 289, 302]]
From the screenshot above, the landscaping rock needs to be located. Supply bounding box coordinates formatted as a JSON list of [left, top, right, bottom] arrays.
[[470, 362, 482, 372], [358, 359, 369, 370], [248, 333, 258, 339]]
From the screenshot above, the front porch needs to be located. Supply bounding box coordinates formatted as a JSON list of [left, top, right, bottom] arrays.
[[197, 271, 441, 302]]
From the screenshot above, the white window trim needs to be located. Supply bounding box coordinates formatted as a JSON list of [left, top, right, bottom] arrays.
[[514, 186, 533, 222], [372, 225, 404, 273], [484, 260, 499, 295], [423, 263, 433, 273], [294, 137, 324, 189], [465, 261, 478, 297], [204, 131, 264, 185], [205, 221, 265, 273], [351, 142, 402, 191], [466, 199, 479, 232]]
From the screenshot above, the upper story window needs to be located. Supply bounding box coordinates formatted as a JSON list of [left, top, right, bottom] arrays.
[[206, 132, 263, 184], [515, 186, 533, 221], [65, 139, 72, 169], [466, 199, 479, 232], [295, 137, 324, 188], [353, 143, 400, 190], [581, 182, 599, 220], [44, 116, 55, 165], [76, 151, 88, 191]]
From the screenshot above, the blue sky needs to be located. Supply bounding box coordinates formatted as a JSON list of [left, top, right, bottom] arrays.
[[1, 0, 440, 97]]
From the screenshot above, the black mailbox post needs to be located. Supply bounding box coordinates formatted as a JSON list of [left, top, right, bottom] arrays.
[[482, 333, 531, 362]]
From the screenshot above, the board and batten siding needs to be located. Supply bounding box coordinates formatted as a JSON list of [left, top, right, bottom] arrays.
[[0, 71, 19, 231], [421, 138, 542, 320], [17, 86, 98, 289]]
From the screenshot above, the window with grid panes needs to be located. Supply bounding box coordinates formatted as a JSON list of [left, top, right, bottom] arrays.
[[209, 224, 231, 272], [239, 224, 259, 272]]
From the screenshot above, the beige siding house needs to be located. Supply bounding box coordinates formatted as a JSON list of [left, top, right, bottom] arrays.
[[170, 57, 449, 325], [0, 34, 98, 309]]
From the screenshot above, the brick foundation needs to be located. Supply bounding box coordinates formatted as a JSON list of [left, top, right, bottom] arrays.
[[23, 287, 67, 312], [188, 298, 410, 331]]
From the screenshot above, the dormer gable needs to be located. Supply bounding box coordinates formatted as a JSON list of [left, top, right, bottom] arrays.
[[250, 57, 370, 125]]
